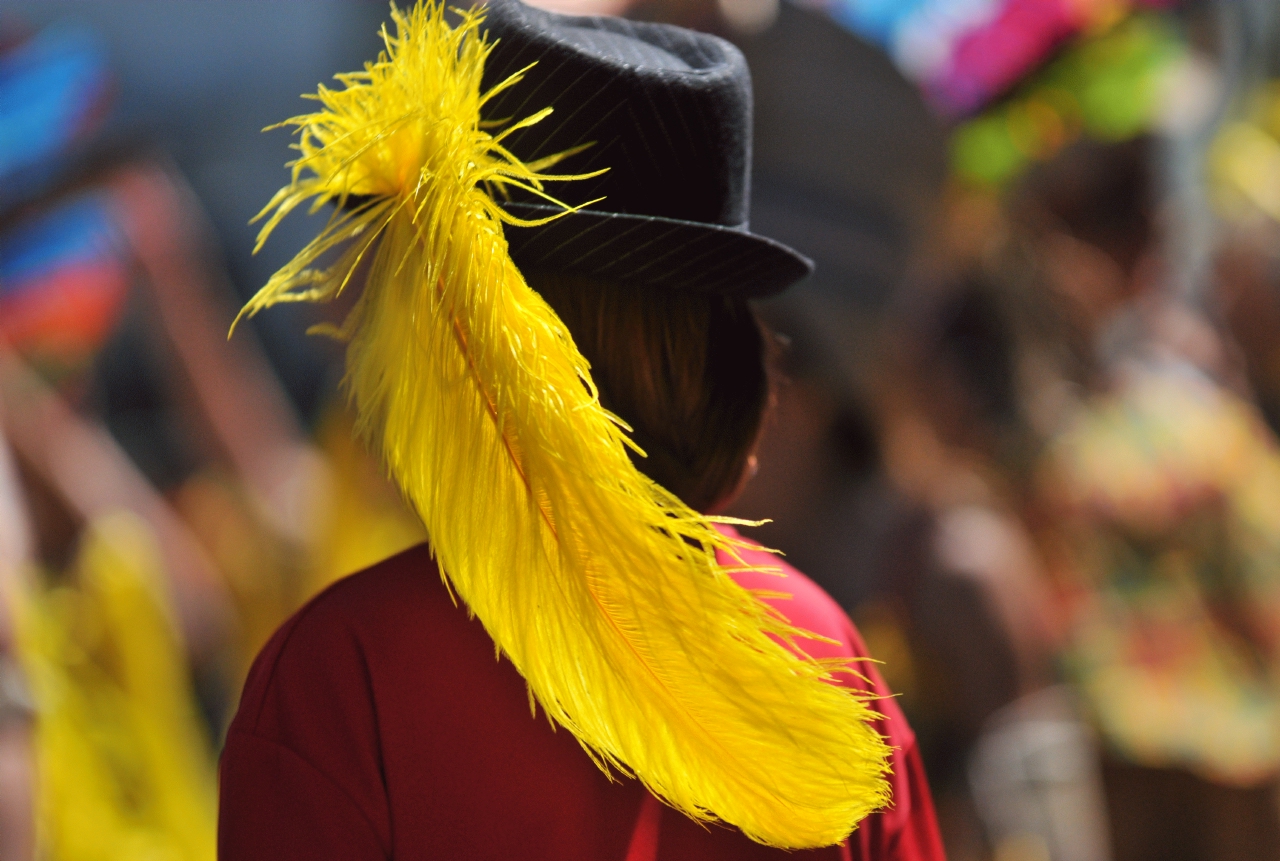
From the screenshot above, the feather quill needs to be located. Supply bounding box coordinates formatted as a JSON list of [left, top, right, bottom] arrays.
[[237, 1, 891, 847]]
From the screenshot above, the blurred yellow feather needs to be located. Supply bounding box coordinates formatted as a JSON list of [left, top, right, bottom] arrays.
[[13, 511, 216, 861]]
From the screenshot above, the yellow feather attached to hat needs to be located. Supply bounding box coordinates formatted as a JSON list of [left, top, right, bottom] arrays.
[[237, 0, 890, 848]]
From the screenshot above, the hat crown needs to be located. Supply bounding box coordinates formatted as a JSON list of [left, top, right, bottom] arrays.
[[481, 0, 752, 230]]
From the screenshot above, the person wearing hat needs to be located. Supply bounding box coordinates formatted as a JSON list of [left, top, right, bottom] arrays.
[[217, 1, 943, 858]]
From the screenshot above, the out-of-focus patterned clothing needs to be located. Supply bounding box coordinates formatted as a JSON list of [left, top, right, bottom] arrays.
[[1044, 358, 1280, 785]]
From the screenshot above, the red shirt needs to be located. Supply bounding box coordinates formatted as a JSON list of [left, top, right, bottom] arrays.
[[218, 533, 945, 860]]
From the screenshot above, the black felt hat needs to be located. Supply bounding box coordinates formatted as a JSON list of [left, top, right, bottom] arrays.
[[479, 0, 812, 298]]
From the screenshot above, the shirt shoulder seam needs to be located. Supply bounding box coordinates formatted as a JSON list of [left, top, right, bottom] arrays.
[[241, 576, 365, 734]]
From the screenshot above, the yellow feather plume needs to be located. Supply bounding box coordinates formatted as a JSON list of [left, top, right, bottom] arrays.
[[237, 1, 890, 847]]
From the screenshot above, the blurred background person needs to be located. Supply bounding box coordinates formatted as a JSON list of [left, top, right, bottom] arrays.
[[0, 7, 421, 858], [1003, 131, 1280, 860]]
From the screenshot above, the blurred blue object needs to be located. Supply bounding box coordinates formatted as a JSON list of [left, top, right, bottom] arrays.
[[0, 193, 122, 287], [817, 0, 928, 45], [0, 24, 111, 210], [0, 192, 130, 368]]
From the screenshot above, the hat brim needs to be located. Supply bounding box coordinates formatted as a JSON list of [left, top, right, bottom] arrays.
[[501, 202, 813, 299]]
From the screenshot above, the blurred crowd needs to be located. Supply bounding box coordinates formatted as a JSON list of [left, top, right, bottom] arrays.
[[4, 1, 1280, 860]]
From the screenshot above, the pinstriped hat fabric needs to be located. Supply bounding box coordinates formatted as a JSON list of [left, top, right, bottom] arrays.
[[481, 0, 813, 298]]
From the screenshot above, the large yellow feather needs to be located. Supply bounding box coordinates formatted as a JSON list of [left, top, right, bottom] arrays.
[[237, 1, 890, 847]]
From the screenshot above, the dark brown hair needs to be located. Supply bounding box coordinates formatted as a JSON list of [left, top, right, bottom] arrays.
[[528, 273, 769, 513]]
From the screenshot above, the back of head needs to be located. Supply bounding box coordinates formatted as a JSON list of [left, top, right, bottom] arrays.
[[1014, 135, 1157, 277], [529, 273, 769, 513]]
